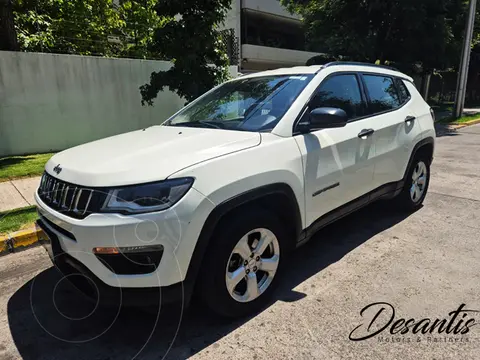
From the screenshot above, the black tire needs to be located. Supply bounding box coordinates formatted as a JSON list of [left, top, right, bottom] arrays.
[[198, 207, 290, 318], [396, 153, 431, 211]]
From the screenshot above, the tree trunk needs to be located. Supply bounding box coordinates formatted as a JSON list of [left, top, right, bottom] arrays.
[[0, 0, 19, 51]]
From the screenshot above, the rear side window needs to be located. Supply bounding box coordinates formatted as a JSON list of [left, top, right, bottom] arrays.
[[363, 75, 401, 113], [309, 74, 364, 120], [396, 79, 411, 104]]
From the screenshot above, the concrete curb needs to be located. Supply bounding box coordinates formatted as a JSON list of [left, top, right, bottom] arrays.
[[0, 225, 46, 256], [436, 117, 480, 126], [450, 118, 480, 129]]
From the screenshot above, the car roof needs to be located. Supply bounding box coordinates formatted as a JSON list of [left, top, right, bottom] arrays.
[[237, 62, 413, 82]]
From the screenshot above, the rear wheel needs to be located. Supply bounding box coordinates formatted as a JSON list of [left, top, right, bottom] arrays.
[[199, 208, 289, 318], [396, 155, 430, 211]]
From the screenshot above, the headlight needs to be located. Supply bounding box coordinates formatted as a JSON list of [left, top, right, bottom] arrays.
[[101, 178, 194, 214]]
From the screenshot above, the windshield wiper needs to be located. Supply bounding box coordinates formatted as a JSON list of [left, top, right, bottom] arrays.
[[198, 120, 224, 129], [168, 121, 222, 129]]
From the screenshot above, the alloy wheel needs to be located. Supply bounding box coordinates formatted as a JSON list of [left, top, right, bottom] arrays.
[[410, 160, 427, 203], [225, 228, 280, 303]]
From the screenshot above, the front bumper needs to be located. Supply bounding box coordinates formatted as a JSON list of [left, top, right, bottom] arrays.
[[37, 218, 183, 306], [34, 187, 215, 290]]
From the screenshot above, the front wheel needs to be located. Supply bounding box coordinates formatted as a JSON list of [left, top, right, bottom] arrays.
[[199, 209, 289, 318]]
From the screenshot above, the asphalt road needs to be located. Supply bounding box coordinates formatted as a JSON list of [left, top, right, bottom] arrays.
[[1, 124, 480, 360]]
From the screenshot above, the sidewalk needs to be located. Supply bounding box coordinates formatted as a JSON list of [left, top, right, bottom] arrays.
[[0, 177, 41, 212], [463, 107, 480, 114]]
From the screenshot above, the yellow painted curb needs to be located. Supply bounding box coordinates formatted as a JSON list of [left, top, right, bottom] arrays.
[[0, 225, 47, 256], [451, 118, 480, 129]]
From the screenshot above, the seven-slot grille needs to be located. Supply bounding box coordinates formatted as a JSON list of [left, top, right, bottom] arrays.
[[38, 172, 107, 219]]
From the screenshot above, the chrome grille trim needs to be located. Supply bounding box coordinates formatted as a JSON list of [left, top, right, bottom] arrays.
[[57, 183, 66, 204], [40, 174, 46, 191], [38, 172, 104, 219], [52, 182, 60, 204], [45, 177, 53, 200], [69, 187, 78, 211], [61, 186, 69, 208], [73, 189, 82, 212], [83, 190, 94, 215]]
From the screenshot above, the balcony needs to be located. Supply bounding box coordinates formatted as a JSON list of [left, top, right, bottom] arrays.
[[241, 44, 320, 70], [241, 9, 306, 50], [240, 8, 320, 70], [241, 0, 300, 21]]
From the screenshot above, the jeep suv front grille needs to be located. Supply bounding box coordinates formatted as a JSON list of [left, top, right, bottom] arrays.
[[38, 172, 107, 219]]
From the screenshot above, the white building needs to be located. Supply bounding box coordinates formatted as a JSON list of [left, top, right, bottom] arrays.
[[224, 0, 321, 72]]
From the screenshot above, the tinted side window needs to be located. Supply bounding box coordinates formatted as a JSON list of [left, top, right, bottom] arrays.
[[396, 78, 411, 104], [309, 74, 363, 120], [363, 75, 401, 113]]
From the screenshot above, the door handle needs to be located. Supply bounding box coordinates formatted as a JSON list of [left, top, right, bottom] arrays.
[[405, 115, 416, 123], [358, 129, 374, 138]]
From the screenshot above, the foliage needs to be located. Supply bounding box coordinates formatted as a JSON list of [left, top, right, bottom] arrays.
[[14, 0, 121, 55], [140, 0, 233, 105], [305, 54, 340, 66], [117, 0, 163, 59], [282, 0, 478, 73], [13, 0, 161, 57], [439, 113, 480, 124], [14, 7, 54, 51]]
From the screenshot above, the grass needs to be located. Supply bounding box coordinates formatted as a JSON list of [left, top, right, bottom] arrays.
[[0, 206, 38, 235], [439, 113, 480, 125], [0, 153, 54, 182]]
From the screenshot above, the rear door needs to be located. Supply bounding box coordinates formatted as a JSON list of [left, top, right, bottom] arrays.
[[360, 74, 421, 189]]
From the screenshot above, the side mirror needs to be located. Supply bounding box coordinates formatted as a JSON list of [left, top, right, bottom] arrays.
[[309, 107, 348, 129]]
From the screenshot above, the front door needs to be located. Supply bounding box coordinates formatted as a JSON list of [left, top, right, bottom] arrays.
[[294, 73, 377, 228]]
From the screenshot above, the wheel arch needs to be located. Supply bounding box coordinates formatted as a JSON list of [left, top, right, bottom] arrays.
[[182, 183, 302, 302], [403, 137, 435, 181]]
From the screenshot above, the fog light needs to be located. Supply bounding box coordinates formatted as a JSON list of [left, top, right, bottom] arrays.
[[93, 245, 164, 275], [93, 247, 120, 254], [93, 245, 163, 254]]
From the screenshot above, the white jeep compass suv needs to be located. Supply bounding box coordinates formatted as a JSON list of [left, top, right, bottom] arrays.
[[36, 62, 435, 317]]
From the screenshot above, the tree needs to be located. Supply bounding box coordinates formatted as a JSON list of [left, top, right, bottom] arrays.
[[13, 0, 162, 57], [117, 0, 162, 59], [0, 0, 19, 50], [282, 0, 472, 73], [139, 0, 232, 105], [14, 0, 128, 56], [14, 2, 55, 52], [53, 0, 122, 56]]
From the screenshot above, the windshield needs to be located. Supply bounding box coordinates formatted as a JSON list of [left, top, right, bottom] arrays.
[[163, 74, 314, 132]]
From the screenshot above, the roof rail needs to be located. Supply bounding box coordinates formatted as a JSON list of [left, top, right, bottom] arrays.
[[323, 61, 399, 72]]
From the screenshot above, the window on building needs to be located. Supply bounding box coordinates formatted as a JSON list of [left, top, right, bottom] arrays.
[[309, 74, 364, 120], [363, 75, 402, 113], [241, 10, 306, 51]]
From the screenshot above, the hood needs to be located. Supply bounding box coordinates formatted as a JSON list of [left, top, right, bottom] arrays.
[[45, 126, 261, 187]]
